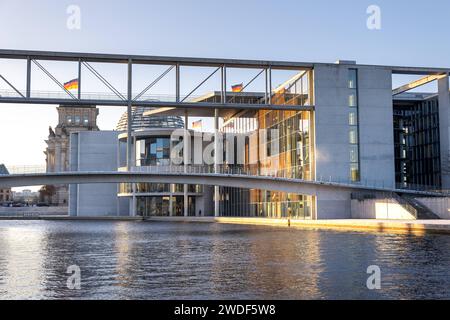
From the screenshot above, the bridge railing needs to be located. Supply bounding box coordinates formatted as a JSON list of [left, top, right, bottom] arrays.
[[2, 164, 449, 195], [0, 89, 270, 105], [4, 165, 47, 174]]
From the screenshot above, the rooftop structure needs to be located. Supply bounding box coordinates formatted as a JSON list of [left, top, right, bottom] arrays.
[[116, 106, 184, 131]]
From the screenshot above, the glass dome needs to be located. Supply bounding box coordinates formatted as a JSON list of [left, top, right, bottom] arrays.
[[116, 106, 184, 131]]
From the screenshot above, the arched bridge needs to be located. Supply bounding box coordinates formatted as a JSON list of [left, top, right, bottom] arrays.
[[0, 171, 441, 197]]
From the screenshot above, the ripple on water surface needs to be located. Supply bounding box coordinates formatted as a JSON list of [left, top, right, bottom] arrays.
[[0, 220, 449, 299]]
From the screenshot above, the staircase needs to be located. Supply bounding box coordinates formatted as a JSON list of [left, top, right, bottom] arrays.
[[394, 193, 441, 219]]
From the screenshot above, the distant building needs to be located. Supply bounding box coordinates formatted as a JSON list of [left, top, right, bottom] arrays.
[[12, 189, 39, 204], [0, 164, 12, 204], [44, 105, 99, 206]]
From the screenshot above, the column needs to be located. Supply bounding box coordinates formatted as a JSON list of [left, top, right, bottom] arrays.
[[55, 143, 61, 172], [169, 184, 174, 217], [184, 110, 189, 217], [61, 146, 66, 172], [126, 59, 133, 170], [214, 108, 220, 217]]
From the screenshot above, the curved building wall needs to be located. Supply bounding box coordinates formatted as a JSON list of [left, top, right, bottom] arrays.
[[117, 129, 211, 217]]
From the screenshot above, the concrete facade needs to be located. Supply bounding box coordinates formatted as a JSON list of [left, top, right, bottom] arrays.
[[313, 64, 395, 218], [351, 198, 415, 220], [357, 66, 395, 188], [69, 131, 118, 216], [313, 64, 353, 218], [416, 197, 450, 219]]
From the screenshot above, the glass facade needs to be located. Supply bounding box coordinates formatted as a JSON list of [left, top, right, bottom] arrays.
[[116, 106, 184, 131], [218, 71, 315, 219], [219, 188, 313, 219], [135, 196, 195, 217], [393, 97, 441, 189], [136, 137, 171, 166], [257, 110, 312, 179], [348, 69, 360, 182], [117, 104, 199, 217]]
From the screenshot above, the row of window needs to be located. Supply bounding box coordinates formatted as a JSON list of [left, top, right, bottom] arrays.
[[119, 183, 202, 194], [135, 137, 171, 166], [348, 69, 360, 182], [66, 115, 89, 126]]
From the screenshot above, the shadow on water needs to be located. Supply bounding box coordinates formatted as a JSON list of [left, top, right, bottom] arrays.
[[0, 220, 449, 299]]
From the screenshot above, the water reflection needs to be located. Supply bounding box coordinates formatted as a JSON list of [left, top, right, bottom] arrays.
[[0, 220, 449, 299], [0, 224, 46, 299]]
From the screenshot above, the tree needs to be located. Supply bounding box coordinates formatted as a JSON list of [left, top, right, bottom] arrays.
[[39, 185, 56, 204]]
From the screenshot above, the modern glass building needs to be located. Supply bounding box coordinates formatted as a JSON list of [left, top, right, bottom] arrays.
[[67, 57, 450, 220], [116, 106, 211, 217]]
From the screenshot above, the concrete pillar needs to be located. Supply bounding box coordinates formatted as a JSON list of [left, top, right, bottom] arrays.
[[184, 110, 189, 217], [55, 143, 61, 172], [126, 59, 133, 170], [169, 188, 173, 217], [61, 147, 66, 172], [131, 182, 136, 216], [214, 108, 220, 217], [438, 75, 450, 188]]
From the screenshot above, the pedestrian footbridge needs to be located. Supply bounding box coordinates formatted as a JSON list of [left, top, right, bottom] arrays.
[[0, 169, 442, 198]]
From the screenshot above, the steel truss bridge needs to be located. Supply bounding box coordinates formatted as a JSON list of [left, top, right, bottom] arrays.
[[0, 49, 315, 109], [0, 49, 318, 170]]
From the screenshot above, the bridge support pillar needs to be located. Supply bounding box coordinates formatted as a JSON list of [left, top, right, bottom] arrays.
[[214, 108, 220, 217], [126, 59, 133, 170], [169, 187, 174, 217], [184, 110, 189, 217]]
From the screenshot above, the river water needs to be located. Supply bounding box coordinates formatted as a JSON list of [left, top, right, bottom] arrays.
[[0, 220, 449, 300]]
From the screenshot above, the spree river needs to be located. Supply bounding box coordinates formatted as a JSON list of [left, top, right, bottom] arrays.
[[0, 220, 449, 300]]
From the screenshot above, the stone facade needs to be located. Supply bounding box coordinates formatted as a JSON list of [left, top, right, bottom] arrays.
[[0, 164, 11, 203], [44, 105, 99, 206]]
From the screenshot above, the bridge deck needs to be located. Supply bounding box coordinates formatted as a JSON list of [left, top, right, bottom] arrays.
[[0, 171, 444, 197]]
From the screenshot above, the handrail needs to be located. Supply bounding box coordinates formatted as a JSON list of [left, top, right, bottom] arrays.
[[3, 164, 450, 196]]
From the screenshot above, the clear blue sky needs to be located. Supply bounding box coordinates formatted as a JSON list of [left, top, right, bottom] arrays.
[[2, 0, 449, 66], [1, 0, 450, 170]]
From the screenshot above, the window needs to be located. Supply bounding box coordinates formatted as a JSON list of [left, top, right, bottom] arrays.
[[66, 115, 73, 125], [350, 163, 360, 182], [83, 115, 89, 126], [74, 115, 81, 125], [349, 127, 358, 144], [136, 137, 171, 166], [348, 69, 357, 89], [348, 69, 360, 182], [348, 92, 357, 107], [349, 109, 358, 125], [350, 145, 359, 162]]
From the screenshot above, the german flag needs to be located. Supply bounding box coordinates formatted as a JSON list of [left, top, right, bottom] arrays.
[[64, 78, 79, 90], [192, 120, 202, 130], [231, 83, 243, 92]]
